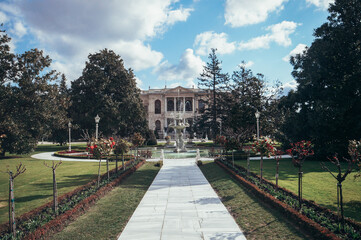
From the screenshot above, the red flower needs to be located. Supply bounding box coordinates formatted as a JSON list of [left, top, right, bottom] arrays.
[[110, 137, 114, 141]]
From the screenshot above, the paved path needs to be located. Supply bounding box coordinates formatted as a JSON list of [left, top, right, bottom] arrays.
[[118, 158, 246, 240], [31, 152, 108, 162], [32, 152, 214, 163]]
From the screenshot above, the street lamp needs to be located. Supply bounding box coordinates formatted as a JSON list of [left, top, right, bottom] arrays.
[[255, 110, 260, 140], [95, 114, 100, 141], [68, 122, 72, 152]]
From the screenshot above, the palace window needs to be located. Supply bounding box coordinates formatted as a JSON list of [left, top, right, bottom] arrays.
[[167, 99, 174, 111], [155, 100, 161, 114], [155, 120, 161, 131], [185, 97, 192, 111]]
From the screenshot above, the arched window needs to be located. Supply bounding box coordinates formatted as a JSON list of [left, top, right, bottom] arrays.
[[155, 100, 161, 114], [155, 120, 161, 131], [185, 98, 192, 111], [167, 99, 174, 111]]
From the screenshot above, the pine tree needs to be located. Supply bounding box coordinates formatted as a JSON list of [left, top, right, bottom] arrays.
[[197, 48, 228, 139]]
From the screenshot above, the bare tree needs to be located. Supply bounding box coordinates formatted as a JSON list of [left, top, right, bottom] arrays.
[[4, 163, 26, 237], [44, 161, 62, 215]]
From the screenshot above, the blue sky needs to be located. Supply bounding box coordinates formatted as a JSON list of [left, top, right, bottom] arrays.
[[0, 0, 333, 93]]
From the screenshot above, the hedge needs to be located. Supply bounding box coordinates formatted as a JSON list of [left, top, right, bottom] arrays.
[[215, 159, 361, 240]]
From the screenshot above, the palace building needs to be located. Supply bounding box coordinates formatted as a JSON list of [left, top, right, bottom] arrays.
[[140, 86, 209, 138]]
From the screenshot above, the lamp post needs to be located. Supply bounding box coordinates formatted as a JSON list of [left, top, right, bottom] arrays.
[[255, 110, 260, 140], [95, 114, 100, 141], [68, 122, 72, 152]]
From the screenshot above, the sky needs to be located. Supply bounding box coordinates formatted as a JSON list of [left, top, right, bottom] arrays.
[[0, 0, 333, 93]]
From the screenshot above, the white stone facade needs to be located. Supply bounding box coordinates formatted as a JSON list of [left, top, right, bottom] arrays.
[[140, 86, 209, 138]]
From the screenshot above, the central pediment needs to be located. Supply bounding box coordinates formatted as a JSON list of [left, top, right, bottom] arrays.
[[164, 86, 194, 93]]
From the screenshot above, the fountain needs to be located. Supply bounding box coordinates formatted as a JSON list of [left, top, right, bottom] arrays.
[[196, 148, 200, 161], [160, 149, 165, 161], [168, 111, 189, 152]]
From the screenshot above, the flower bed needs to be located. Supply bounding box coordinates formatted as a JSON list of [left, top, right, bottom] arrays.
[[0, 159, 144, 240], [215, 159, 361, 240]]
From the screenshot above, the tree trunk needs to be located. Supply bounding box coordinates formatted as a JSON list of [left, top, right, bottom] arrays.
[[247, 153, 250, 177], [298, 166, 303, 209], [97, 159, 101, 188], [232, 151, 234, 168], [9, 173, 16, 237], [122, 153, 125, 171], [115, 154, 118, 173], [339, 182, 345, 232], [52, 168, 58, 215], [260, 154, 263, 183], [276, 160, 279, 189], [106, 158, 109, 183]]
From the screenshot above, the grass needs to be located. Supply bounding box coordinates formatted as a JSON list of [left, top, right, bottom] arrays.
[[0, 144, 118, 224], [52, 163, 160, 240], [234, 157, 361, 222], [200, 161, 311, 240]]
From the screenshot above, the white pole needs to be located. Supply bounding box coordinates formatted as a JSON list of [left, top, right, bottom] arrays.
[[257, 118, 259, 140]]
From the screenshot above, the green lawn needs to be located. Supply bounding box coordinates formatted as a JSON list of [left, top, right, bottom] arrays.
[[52, 163, 160, 240], [0, 144, 116, 224], [234, 157, 361, 222], [200, 162, 311, 240]]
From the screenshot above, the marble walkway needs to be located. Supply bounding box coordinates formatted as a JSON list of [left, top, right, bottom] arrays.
[[118, 158, 246, 240]]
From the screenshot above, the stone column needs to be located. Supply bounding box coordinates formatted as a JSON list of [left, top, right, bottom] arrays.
[[173, 97, 176, 111], [192, 97, 195, 113], [182, 97, 186, 112]]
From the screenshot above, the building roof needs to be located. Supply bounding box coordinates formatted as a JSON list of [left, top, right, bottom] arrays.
[[141, 86, 209, 95]]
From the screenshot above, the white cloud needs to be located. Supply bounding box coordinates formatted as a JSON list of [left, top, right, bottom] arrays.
[[2, 0, 192, 81], [166, 7, 193, 25], [0, 11, 8, 23], [239, 21, 300, 50], [306, 0, 334, 10], [11, 21, 27, 38], [225, 0, 288, 27], [135, 77, 143, 89], [282, 80, 298, 94], [194, 31, 236, 56], [283, 43, 307, 62], [239, 61, 254, 68], [154, 48, 205, 88]]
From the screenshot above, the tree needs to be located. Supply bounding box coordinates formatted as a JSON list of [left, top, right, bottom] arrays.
[[131, 132, 144, 165], [197, 48, 228, 139], [252, 138, 275, 183], [222, 65, 264, 145], [4, 163, 26, 237], [0, 26, 68, 155], [287, 141, 314, 209], [47, 75, 72, 145], [43, 161, 62, 215], [218, 64, 283, 147], [70, 49, 147, 138], [1, 48, 65, 155], [321, 140, 359, 232], [114, 139, 131, 171], [280, 0, 361, 158]]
